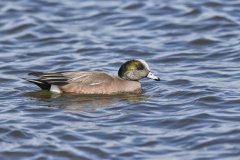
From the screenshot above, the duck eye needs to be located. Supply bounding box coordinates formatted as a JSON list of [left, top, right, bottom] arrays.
[[137, 63, 145, 70]]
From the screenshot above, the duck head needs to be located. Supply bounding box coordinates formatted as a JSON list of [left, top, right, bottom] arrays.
[[118, 59, 160, 81]]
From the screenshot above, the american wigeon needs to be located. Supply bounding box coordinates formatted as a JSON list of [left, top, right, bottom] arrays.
[[24, 59, 160, 94]]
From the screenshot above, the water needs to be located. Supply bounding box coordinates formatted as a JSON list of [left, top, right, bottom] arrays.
[[0, 0, 240, 159]]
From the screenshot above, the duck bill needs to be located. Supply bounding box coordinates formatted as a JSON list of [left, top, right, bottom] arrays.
[[147, 72, 160, 81]]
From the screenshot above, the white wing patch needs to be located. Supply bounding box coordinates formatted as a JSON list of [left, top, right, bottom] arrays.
[[136, 59, 150, 70], [50, 85, 62, 93], [89, 82, 102, 86]]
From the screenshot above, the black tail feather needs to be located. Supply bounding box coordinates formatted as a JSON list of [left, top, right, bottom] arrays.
[[23, 78, 51, 90]]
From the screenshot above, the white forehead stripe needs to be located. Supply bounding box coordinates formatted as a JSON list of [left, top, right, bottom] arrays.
[[136, 59, 150, 70]]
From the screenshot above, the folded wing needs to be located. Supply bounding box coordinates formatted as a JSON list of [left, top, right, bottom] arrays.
[[25, 71, 114, 90]]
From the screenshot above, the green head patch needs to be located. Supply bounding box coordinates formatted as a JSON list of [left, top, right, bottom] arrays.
[[118, 60, 146, 78]]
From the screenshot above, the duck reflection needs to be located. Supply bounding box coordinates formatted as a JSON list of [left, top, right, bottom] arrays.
[[24, 91, 149, 111]]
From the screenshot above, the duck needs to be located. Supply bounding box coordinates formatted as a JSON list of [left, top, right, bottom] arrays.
[[24, 59, 160, 95]]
